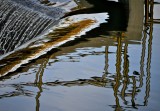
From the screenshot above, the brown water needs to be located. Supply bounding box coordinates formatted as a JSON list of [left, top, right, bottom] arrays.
[[0, 0, 160, 111]]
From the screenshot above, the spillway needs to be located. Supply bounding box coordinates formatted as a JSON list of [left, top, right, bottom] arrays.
[[0, 0, 65, 54]]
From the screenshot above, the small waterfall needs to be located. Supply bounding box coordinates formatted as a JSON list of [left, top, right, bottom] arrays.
[[0, 0, 65, 54]]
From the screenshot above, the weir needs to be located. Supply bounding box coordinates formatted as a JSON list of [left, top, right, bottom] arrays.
[[0, 0, 65, 54]]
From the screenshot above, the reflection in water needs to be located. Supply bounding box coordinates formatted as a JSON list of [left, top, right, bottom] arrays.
[[0, 84, 33, 99], [121, 43, 129, 104], [108, 1, 155, 108], [143, 0, 156, 106], [143, 10, 153, 108], [0, 25, 154, 110], [34, 58, 47, 111], [0, 29, 154, 110], [0, 0, 159, 111], [112, 36, 122, 110]]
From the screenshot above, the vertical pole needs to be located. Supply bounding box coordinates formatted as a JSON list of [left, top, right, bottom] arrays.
[[102, 46, 109, 82], [145, 0, 149, 24], [121, 43, 129, 104], [113, 36, 122, 111]]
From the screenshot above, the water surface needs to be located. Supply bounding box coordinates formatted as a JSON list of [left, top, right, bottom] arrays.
[[0, 0, 160, 111]]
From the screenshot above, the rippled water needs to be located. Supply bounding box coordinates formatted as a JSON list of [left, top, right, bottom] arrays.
[[0, 0, 160, 111]]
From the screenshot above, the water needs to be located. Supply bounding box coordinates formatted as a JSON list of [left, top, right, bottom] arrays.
[[0, 0, 160, 111], [0, 0, 73, 54]]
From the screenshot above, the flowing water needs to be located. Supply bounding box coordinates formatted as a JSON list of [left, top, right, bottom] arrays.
[[0, 0, 68, 54], [0, 0, 160, 111]]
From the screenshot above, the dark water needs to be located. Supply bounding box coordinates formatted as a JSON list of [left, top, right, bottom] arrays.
[[0, 0, 160, 111]]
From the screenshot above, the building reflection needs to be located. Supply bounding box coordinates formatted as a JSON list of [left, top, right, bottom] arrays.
[[31, 0, 157, 110], [111, 0, 160, 109]]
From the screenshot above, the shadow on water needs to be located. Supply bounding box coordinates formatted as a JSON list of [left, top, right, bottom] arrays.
[[0, 0, 160, 111]]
